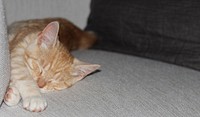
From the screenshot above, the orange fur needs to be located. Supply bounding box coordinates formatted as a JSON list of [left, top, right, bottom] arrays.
[[8, 18, 100, 92], [9, 18, 96, 51], [4, 18, 100, 112]]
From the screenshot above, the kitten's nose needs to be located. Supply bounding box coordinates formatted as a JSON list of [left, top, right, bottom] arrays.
[[37, 78, 46, 88]]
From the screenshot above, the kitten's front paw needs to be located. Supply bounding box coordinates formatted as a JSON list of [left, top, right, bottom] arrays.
[[4, 87, 21, 106], [23, 96, 47, 112]]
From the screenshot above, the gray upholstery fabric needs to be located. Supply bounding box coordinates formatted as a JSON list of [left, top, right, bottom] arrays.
[[0, 0, 10, 106], [1, 50, 200, 117], [4, 0, 91, 29]]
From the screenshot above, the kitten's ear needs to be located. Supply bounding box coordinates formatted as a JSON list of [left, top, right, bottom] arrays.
[[38, 21, 59, 48], [71, 58, 100, 83]]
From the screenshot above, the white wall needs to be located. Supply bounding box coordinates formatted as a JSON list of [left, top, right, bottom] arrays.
[[3, 0, 91, 29]]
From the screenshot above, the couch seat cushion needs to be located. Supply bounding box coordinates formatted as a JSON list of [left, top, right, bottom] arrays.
[[1, 50, 200, 117]]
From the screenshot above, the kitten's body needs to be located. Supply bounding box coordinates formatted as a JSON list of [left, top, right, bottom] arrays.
[[9, 18, 96, 51], [4, 18, 100, 112]]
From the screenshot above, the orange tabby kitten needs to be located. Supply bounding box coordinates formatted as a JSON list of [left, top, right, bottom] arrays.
[[4, 18, 100, 112]]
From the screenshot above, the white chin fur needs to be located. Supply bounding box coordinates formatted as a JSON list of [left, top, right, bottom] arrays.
[[40, 88, 55, 93]]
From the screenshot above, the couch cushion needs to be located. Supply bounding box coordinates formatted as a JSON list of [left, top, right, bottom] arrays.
[[1, 50, 200, 116], [85, 0, 200, 70]]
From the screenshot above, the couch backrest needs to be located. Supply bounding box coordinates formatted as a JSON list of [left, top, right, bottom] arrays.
[[3, 0, 91, 29]]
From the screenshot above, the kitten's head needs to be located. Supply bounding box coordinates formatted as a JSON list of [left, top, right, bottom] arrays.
[[24, 21, 100, 92]]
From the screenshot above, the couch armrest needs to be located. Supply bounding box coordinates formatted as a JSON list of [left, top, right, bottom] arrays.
[[0, 0, 10, 106]]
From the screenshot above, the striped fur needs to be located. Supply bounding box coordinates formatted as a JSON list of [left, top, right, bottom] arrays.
[[4, 18, 100, 112]]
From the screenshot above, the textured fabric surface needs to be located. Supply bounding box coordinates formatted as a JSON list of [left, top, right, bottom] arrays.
[[0, 0, 10, 106], [3, 0, 91, 29], [86, 0, 200, 71], [0, 50, 200, 117]]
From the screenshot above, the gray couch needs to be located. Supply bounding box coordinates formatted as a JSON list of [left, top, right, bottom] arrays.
[[1, 0, 200, 117]]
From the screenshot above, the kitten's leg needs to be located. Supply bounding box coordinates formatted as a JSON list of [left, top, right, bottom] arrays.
[[15, 79, 47, 112], [4, 85, 21, 106], [10, 55, 47, 112]]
